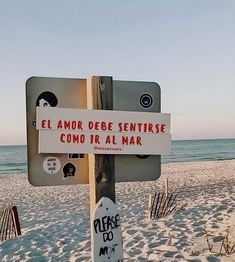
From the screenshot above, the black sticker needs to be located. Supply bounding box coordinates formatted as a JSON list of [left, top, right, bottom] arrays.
[[63, 163, 76, 178], [139, 94, 153, 108], [33, 91, 58, 126], [68, 153, 85, 159], [36, 91, 58, 107]]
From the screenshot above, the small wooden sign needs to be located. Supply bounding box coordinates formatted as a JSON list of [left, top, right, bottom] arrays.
[[91, 197, 123, 262]]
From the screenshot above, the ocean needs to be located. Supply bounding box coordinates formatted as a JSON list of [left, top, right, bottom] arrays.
[[0, 139, 234, 175]]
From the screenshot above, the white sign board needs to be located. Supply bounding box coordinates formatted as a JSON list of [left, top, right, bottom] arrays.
[[36, 107, 171, 155], [91, 197, 123, 261]]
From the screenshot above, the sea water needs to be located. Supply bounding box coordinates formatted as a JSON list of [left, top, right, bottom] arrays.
[[0, 145, 27, 174], [0, 139, 234, 175], [163, 138, 235, 163]]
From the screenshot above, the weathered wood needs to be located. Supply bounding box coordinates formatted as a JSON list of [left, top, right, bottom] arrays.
[[156, 192, 165, 218], [12, 206, 21, 236], [162, 193, 173, 216], [0, 204, 21, 242], [87, 77, 121, 261], [148, 194, 153, 219], [87, 76, 115, 216], [149, 191, 178, 219], [153, 192, 160, 218], [165, 178, 169, 196], [165, 194, 178, 216], [0, 208, 8, 242]]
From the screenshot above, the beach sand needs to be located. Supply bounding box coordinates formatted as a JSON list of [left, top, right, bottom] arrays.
[[0, 160, 234, 261]]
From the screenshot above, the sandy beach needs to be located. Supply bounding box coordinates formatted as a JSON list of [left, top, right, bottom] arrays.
[[0, 159, 234, 261]]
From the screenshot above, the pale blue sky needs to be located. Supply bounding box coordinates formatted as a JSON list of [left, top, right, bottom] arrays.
[[0, 0, 234, 145]]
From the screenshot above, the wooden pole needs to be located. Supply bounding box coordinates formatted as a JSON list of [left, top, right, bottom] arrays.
[[148, 194, 153, 219], [165, 178, 169, 196], [12, 206, 21, 236], [87, 76, 124, 262], [87, 76, 118, 261], [87, 76, 115, 215]]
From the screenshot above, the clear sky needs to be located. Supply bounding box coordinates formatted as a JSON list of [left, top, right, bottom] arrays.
[[0, 0, 234, 145]]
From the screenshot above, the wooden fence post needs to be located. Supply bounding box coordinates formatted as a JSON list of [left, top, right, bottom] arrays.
[[148, 194, 153, 219], [0, 204, 21, 242], [12, 206, 21, 236]]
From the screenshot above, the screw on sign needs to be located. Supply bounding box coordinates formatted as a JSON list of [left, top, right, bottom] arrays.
[[91, 197, 123, 262]]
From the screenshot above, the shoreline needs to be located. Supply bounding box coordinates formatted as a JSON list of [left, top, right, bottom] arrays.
[[1, 137, 235, 147], [1, 158, 235, 176]]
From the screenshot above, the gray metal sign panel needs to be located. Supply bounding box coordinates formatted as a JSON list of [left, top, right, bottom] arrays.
[[26, 77, 161, 185], [26, 77, 89, 186], [113, 80, 161, 182]]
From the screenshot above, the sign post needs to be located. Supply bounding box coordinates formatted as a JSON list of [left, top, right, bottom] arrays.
[[26, 75, 171, 262], [87, 76, 123, 261], [87, 76, 115, 211]]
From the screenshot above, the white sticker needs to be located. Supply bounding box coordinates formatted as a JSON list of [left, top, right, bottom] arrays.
[[43, 157, 61, 174]]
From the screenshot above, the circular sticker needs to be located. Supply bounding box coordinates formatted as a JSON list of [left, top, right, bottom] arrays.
[[36, 91, 58, 107], [63, 163, 76, 179], [43, 157, 61, 174], [139, 94, 153, 108]]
